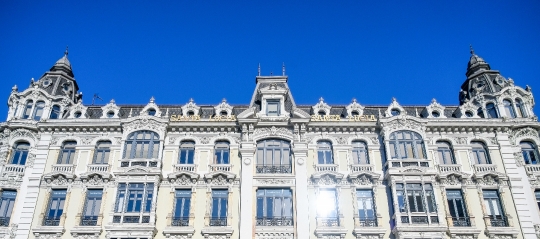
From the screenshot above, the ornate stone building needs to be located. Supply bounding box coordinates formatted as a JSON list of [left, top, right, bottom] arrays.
[[0, 48, 539, 239]]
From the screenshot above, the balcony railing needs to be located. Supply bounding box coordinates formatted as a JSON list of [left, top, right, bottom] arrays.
[[87, 164, 109, 173], [256, 165, 292, 174], [174, 164, 197, 172], [113, 215, 150, 224], [209, 217, 227, 226], [489, 216, 508, 227], [318, 217, 340, 227], [314, 164, 338, 172], [51, 164, 75, 174], [80, 216, 98, 226], [256, 217, 293, 226], [525, 164, 540, 174], [451, 217, 471, 227], [473, 164, 497, 174], [350, 164, 374, 172], [0, 217, 10, 227], [209, 164, 231, 172], [120, 159, 158, 168], [2, 164, 25, 174], [358, 218, 377, 227], [171, 217, 190, 226], [43, 216, 61, 226], [437, 164, 462, 173], [387, 159, 429, 169]]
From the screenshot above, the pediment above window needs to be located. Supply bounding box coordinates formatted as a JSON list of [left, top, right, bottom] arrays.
[[43, 174, 75, 186], [67, 101, 88, 119], [181, 98, 200, 117], [204, 172, 236, 185], [79, 173, 112, 186], [473, 173, 507, 186], [168, 172, 199, 185], [345, 98, 364, 117], [140, 97, 162, 117], [258, 83, 288, 95], [455, 100, 480, 118], [436, 173, 470, 185], [384, 97, 406, 117], [101, 99, 120, 119], [311, 172, 344, 186], [379, 116, 427, 137], [122, 116, 167, 138], [214, 98, 234, 117], [312, 97, 331, 116], [421, 98, 446, 118], [348, 172, 380, 185]]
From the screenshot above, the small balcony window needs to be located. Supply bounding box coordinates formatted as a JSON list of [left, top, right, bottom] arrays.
[[93, 141, 111, 164], [10, 142, 29, 165], [256, 189, 293, 226], [446, 190, 470, 227], [172, 190, 191, 226], [437, 141, 456, 164], [483, 190, 508, 227], [352, 141, 369, 164], [214, 141, 230, 164], [471, 141, 491, 164], [57, 141, 77, 164], [356, 190, 377, 227], [317, 189, 339, 226], [389, 130, 426, 159], [123, 131, 160, 159], [0, 190, 16, 227], [44, 189, 66, 226], [179, 141, 195, 164], [521, 141, 539, 165], [81, 189, 103, 226], [210, 189, 228, 226], [256, 139, 291, 174], [317, 141, 334, 164]]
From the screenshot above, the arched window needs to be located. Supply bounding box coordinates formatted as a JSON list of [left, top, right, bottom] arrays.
[[214, 141, 230, 164], [486, 103, 498, 118], [503, 100, 516, 118], [10, 142, 30, 165], [389, 131, 426, 159], [93, 141, 111, 164], [58, 141, 77, 164], [515, 99, 527, 118], [521, 141, 539, 165], [437, 141, 456, 164], [352, 141, 369, 164], [22, 100, 33, 119], [33, 101, 45, 121], [124, 131, 160, 159], [49, 105, 61, 119], [317, 141, 333, 164], [179, 141, 195, 164], [471, 141, 490, 164], [256, 139, 291, 173]]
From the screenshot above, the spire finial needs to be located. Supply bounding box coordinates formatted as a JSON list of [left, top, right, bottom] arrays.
[[150, 96, 155, 103], [64, 46, 69, 56], [352, 98, 357, 103], [469, 45, 474, 55], [319, 97, 324, 102], [222, 98, 227, 103], [282, 62, 286, 76], [258, 63, 261, 76], [189, 98, 194, 103]]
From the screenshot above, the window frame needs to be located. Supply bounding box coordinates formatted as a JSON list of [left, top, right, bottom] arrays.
[[471, 141, 491, 164], [521, 141, 539, 165], [388, 131, 426, 159], [317, 141, 334, 164], [395, 183, 437, 224], [172, 189, 191, 226], [256, 139, 292, 173], [210, 189, 228, 226], [316, 189, 339, 219], [482, 190, 507, 227], [179, 141, 195, 164], [10, 142, 30, 165], [44, 189, 67, 226], [57, 141, 77, 164], [32, 101, 45, 121], [515, 99, 527, 117], [446, 189, 470, 226], [503, 99, 516, 118], [49, 105, 61, 119], [436, 141, 456, 165], [352, 141, 369, 164], [256, 189, 293, 223], [356, 189, 377, 226], [113, 182, 154, 224], [486, 103, 498, 118], [266, 100, 280, 116], [81, 189, 103, 226], [93, 141, 111, 164], [0, 190, 17, 226], [123, 131, 160, 159], [214, 141, 230, 164]]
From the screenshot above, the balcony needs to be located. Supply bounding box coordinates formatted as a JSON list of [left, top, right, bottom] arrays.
[[209, 217, 227, 226], [171, 217, 190, 227], [451, 217, 471, 227], [173, 164, 197, 172], [43, 216, 61, 226], [112, 214, 150, 224], [2, 164, 25, 175], [80, 216, 98, 226], [437, 164, 462, 173], [314, 164, 338, 172], [473, 164, 497, 174], [388, 159, 429, 168], [525, 164, 540, 175], [489, 216, 508, 227], [120, 159, 158, 168], [256, 217, 293, 226], [357, 218, 377, 227], [317, 217, 340, 227], [350, 164, 373, 173], [0, 217, 9, 227], [87, 164, 109, 173], [255, 164, 292, 174], [51, 164, 75, 174], [209, 164, 231, 172]]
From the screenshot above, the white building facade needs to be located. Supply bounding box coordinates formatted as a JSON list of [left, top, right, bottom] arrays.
[[0, 49, 539, 239]]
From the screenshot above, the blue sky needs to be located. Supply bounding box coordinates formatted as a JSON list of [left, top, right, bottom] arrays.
[[1, 1, 539, 117]]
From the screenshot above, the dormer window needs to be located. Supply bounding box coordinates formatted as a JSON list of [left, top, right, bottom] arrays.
[[187, 111, 194, 116], [486, 103, 498, 118], [50, 105, 61, 119], [503, 100, 516, 118], [465, 111, 473, 118], [23, 100, 33, 119], [106, 111, 115, 118], [267, 100, 280, 116], [74, 111, 82, 118], [33, 101, 45, 121], [351, 111, 359, 116], [391, 109, 400, 116], [516, 99, 527, 117], [220, 111, 227, 116], [432, 111, 440, 118], [318, 111, 326, 116], [147, 109, 156, 116]]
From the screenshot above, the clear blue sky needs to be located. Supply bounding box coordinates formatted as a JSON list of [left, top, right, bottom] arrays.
[[1, 1, 539, 117]]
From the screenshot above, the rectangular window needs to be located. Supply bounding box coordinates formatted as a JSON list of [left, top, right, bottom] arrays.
[[446, 190, 470, 226], [0, 190, 16, 227], [395, 183, 437, 224], [81, 189, 103, 226], [44, 189, 66, 226], [266, 100, 280, 116], [172, 190, 191, 226], [210, 190, 228, 226], [483, 190, 507, 227], [58, 143, 77, 164], [256, 140, 292, 174], [214, 142, 230, 164], [356, 190, 376, 227], [114, 183, 154, 223], [256, 189, 293, 226], [352, 142, 369, 164], [179, 142, 195, 164], [93, 142, 111, 164], [317, 189, 339, 226]]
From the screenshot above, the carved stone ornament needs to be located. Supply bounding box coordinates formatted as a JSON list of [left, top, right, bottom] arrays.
[[312, 97, 332, 116], [67, 101, 88, 119], [252, 126, 294, 141], [168, 173, 199, 186], [380, 116, 427, 137], [312, 172, 344, 186], [438, 174, 468, 186], [181, 98, 200, 117], [140, 96, 162, 117], [422, 98, 446, 118], [257, 178, 293, 185], [350, 174, 374, 185], [509, 127, 540, 145], [214, 99, 234, 117], [80, 174, 110, 186], [456, 100, 480, 118], [101, 99, 121, 118], [513, 152, 525, 167], [345, 98, 365, 117], [44, 174, 74, 186], [475, 175, 503, 186], [204, 172, 235, 186], [123, 115, 167, 138], [384, 97, 406, 117]]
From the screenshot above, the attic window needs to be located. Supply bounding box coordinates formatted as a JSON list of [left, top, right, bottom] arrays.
[[74, 111, 82, 118], [351, 111, 359, 116], [147, 109, 156, 116], [391, 109, 400, 116], [465, 111, 473, 118], [318, 111, 326, 116], [432, 111, 440, 118], [107, 111, 115, 118], [267, 100, 280, 116], [220, 111, 227, 116], [187, 111, 194, 116]]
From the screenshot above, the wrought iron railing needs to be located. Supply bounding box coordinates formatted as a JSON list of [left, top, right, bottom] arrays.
[[120, 159, 158, 168], [255, 165, 292, 174], [43, 216, 61, 226], [411, 216, 428, 224], [318, 217, 339, 227], [452, 217, 471, 227], [256, 217, 293, 226], [171, 217, 190, 226], [122, 216, 140, 223], [0, 217, 10, 227], [358, 218, 377, 227], [489, 216, 508, 227], [209, 217, 227, 226], [80, 216, 98, 226]]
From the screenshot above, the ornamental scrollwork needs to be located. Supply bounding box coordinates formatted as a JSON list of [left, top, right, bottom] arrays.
[[509, 127, 539, 145], [252, 126, 294, 141], [123, 115, 167, 137]]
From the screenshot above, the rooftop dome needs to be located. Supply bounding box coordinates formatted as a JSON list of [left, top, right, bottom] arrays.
[[466, 46, 490, 77], [49, 47, 74, 77]]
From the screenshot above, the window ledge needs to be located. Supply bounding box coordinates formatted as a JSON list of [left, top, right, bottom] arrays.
[[485, 227, 519, 237], [70, 226, 101, 236], [163, 226, 195, 237], [352, 227, 386, 238], [447, 227, 482, 238], [32, 226, 65, 236]]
